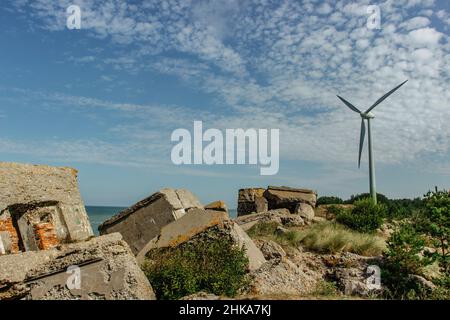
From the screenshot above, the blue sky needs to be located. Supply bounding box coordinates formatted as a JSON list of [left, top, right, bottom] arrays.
[[0, 0, 449, 207]]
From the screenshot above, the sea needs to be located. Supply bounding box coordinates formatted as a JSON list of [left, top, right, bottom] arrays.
[[86, 206, 238, 236]]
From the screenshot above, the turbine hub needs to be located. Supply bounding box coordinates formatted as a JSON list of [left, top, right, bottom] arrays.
[[361, 112, 375, 119]]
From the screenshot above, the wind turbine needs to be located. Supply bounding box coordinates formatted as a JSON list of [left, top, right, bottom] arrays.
[[337, 80, 408, 204]]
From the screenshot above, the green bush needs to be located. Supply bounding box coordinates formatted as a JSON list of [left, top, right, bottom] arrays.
[[142, 236, 249, 300], [326, 205, 348, 218], [345, 193, 390, 205], [336, 198, 386, 233], [312, 280, 340, 297], [317, 196, 344, 205], [422, 189, 450, 273], [386, 198, 424, 220], [382, 223, 432, 299]]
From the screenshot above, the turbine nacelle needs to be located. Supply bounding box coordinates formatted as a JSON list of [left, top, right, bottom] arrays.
[[361, 112, 374, 119]]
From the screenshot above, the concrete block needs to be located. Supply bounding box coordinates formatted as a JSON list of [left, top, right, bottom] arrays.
[[137, 208, 266, 271], [0, 233, 155, 300], [0, 162, 94, 255], [99, 188, 203, 255]]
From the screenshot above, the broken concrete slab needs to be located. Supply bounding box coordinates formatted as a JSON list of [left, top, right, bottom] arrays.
[[205, 200, 228, 213], [264, 186, 317, 212], [247, 258, 318, 297], [0, 233, 155, 300], [99, 188, 203, 255], [237, 188, 267, 216], [234, 209, 304, 231], [295, 202, 315, 221], [137, 208, 266, 271], [0, 162, 93, 255]]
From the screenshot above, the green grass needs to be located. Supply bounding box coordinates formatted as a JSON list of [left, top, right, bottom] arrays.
[[247, 221, 386, 256], [142, 235, 249, 300]]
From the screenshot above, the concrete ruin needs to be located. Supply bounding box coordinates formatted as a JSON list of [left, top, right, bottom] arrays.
[[0, 162, 93, 255], [235, 209, 305, 231], [0, 233, 155, 300], [204, 200, 228, 213], [137, 208, 266, 271], [98, 188, 203, 255], [237, 188, 268, 216], [264, 186, 317, 211], [237, 186, 317, 217]]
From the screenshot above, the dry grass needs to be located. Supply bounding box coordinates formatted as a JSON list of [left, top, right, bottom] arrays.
[[299, 222, 386, 256], [247, 221, 386, 257]]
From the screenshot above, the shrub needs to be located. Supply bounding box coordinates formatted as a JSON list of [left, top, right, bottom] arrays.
[[317, 196, 344, 205], [336, 198, 386, 233], [312, 280, 340, 297], [325, 205, 349, 220], [345, 193, 390, 205], [422, 189, 450, 273], [299, 222, 385, 256], [382, 222, 432, 299], [386, 198, 424, 220], [384, 223, 429, 275], [142, 236, 249, 300]]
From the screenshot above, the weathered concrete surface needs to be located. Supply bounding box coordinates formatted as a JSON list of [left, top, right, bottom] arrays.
[[205, 200, 228, 213], [331, 253, 383, 297], [248, 258, 318, 297], [137, 209, 266, 271], [264, 186, 317, 212], [237, 188, 267, 216], [295, 203, 315, 222], [99, 188, 203, 255], [0, 233, 155, 300], [0, 162, 93, 254], [234, 209, 304, 231]]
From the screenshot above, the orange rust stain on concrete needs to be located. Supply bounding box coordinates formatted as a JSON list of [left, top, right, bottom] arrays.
[[0, 218, 20, 253], [34, 222, 59, 250]]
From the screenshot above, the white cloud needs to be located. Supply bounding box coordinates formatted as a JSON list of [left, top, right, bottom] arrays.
[[401, 17, 431, 31], [412, 48, 433, 60], [409, 27, 444, 46], [4, 0, 450, 176]]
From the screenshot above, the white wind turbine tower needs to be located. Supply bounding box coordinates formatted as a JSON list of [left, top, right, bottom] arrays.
[[337, 80, 408, 204]]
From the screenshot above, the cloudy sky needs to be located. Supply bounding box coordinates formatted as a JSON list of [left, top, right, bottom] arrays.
[[0, 0, 449, 207]]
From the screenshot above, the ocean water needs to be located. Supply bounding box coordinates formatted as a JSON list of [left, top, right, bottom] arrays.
[[86, 206, 237, 236], [86, 206, 126, 235]]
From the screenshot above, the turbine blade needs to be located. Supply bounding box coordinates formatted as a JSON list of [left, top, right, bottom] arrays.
[[358, 119, 366, 168], [365, 79, 408, 113], [337, 95, 361, 113]]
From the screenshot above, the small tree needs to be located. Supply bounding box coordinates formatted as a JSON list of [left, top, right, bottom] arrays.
[[317, 196, 344, 205], [336, 198, 386, 233], [422, 189, 450, 273], [382, 222, 432, 299]]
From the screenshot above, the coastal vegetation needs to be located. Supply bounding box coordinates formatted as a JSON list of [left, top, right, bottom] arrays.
[[248, 221, 385, 256], [142, 236, 250, 300]]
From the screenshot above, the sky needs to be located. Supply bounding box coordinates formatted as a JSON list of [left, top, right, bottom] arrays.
[[0, 0, 449, 208]]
